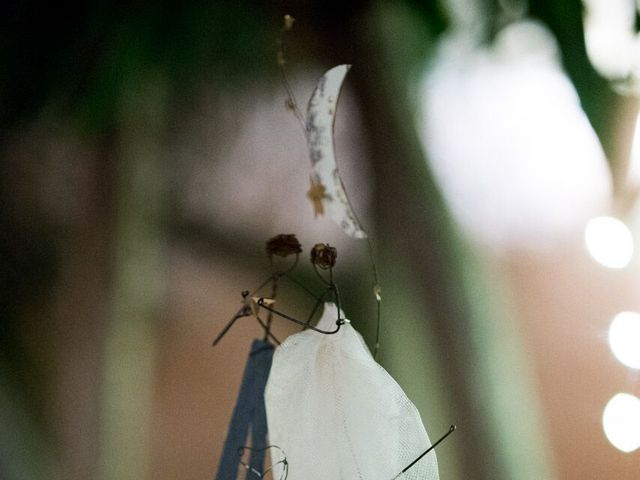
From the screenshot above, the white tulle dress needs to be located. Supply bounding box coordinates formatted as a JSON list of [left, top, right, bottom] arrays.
[[265, 303, 439, 480]]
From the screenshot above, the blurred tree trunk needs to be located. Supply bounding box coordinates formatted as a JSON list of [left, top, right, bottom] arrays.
[[319, 2, 555, 479], [99, 73, 169, 480]]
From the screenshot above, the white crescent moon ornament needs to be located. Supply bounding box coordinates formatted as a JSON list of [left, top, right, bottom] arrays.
[[305, 64, 368, 239]]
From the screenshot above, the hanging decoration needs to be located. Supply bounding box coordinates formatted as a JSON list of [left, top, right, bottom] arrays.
[[211, 14, 455, 480], [305, 64, 368, 239]]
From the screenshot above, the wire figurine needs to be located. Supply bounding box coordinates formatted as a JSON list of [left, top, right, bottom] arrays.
[[213, 234, 456, 478], [214, 16, 458, 480], [212, 235, 348, 347]]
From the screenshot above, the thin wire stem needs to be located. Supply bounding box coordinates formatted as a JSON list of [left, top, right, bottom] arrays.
[[391, 425, 456, 479], [277, 15, 383, 355], [339, 175, 383, 358], [254, 314, 282, 345], [268, 253, 299, 276], [263, 277, 279, 341], [277, 18, 307, 134], [373, 294, 381, 358], [283, 272, 321, 301], [304, 287, 332, 326], [312, 263, 332, 286], [332, 284, 343, 322], [250, 275, 276, 298]]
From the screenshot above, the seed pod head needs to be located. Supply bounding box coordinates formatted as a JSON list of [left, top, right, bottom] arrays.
[[266, 234, 302, 258], [310, 243, 337, 269]]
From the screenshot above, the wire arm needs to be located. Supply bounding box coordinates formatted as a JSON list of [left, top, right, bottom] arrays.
[[212, 304, 283, 347], [212, 306, 252, 346], [256, 297, 346, 334]]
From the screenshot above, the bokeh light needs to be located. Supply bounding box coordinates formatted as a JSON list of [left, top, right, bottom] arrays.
[[602, 393, 640, 453], [609, 312, 640, 369], [583, 0, 640, 93], [584, 216, 634, 268], [626, 111, 640, 190], [421, 21, 610, 248]]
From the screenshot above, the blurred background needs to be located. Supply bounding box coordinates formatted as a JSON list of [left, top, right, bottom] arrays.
[[1, 0, 640, 479]]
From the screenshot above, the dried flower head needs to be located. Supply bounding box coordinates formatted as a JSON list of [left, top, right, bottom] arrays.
[[266, 234, 302, 258], [310, 243, 337, 269]]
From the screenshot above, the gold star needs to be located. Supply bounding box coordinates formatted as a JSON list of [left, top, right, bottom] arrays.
[[307, 179, 326, 217]]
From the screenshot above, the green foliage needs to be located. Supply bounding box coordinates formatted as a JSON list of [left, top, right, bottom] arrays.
[[0, 1, 274, 133], [528, 0, 623, 164]]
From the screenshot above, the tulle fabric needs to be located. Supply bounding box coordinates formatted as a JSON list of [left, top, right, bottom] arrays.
[[265, 303, 439, 480]]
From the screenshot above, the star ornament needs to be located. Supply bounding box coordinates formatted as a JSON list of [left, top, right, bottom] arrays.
[[307, 178, 326, 217]]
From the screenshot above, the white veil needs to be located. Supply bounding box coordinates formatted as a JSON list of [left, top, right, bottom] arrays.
[[265, 303, 439, 480]]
